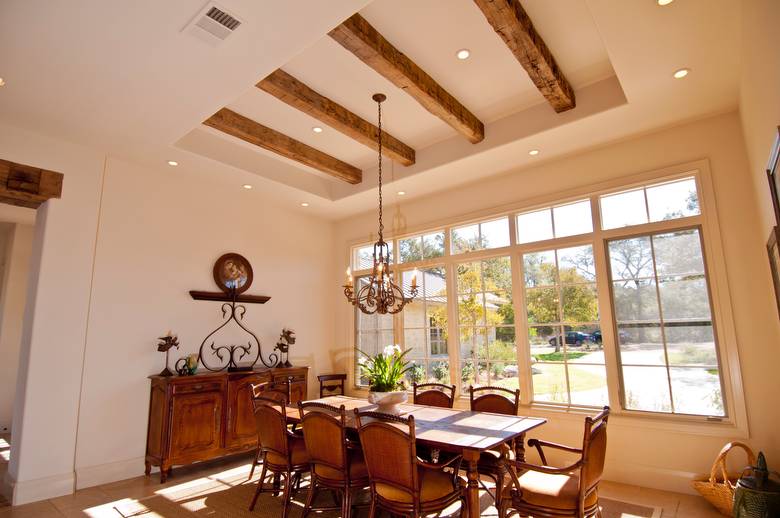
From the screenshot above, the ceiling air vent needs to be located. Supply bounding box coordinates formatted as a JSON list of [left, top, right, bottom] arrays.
[[184, 3, 243, 46]]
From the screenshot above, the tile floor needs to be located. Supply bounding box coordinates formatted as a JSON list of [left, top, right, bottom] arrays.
[[0, 442, 723, 517]]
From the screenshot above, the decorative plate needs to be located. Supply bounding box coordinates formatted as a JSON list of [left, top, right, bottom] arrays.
[[213, 253, 253, 294]]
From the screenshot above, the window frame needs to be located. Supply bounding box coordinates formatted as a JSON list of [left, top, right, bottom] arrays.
[[345, 159, 748, 436]]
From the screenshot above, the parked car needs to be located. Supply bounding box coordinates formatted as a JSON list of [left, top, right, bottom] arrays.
[[548, 331, 591, 347]]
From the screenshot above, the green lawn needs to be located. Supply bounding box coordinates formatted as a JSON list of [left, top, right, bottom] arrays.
[[491, 365, 605, 401]]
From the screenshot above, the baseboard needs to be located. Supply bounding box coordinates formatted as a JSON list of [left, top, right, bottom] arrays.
[[605, 461, 698, 495], [4, 470, 74, 505], [75, 456, 147, 490]]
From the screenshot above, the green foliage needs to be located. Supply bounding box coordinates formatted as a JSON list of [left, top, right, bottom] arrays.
[[432, 361, 450, 383], [407, 363, 426, 384], [461, 362, 475, 384], [533, 351, 588, 362], [399, 234, 444, 262], [358, 345, 414, 392]]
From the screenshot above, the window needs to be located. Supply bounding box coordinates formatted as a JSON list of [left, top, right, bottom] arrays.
[[517, 200, 593, 244], [399, 231, 445, 263], [354, 276, 394, 385], [353, 242, 393, 270], [608, 228, 724, 416], [523, 245, 608, 406], [349, 169, 737, 424], [457, 257, 515, 392], [600, 177, 699, 230], [401, 267, 449, 385], [451, 217, 510, 254]]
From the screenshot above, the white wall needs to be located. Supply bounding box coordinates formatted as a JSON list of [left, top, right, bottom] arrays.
[[0, 223, 34, 434], [333, 111, 780, 494], [0, 122, 336, 504], [739, 0, 780, 235], [73, 156, 336, 489], [0, 122, 105, 505]]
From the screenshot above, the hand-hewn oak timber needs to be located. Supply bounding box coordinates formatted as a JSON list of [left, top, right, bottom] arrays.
[[257, 69, 416, 166], [0, 159, 64, 209], [145, 367, 308, 482], [203, 108, 362, 184], [329, 14, 485, 144], [473, 0, 575, 112]]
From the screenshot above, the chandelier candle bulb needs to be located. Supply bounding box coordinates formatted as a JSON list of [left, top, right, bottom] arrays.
[[345, 267, 353, 287], [411, 269, 418, 290]]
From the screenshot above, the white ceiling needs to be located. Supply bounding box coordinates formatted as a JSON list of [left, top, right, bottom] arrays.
[[0, 0, 741, 219]]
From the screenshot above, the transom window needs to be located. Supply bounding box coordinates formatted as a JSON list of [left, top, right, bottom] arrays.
[[350, 170, 734, 421], [451, 217, 510, 254]]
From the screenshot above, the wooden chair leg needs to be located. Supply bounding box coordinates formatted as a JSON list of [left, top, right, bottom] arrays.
[[343, 487, 353, 518], [302, 478, 317, 517], [368, 491, 377, 518], [249, 473, 263, 511], [280, 472, 293, 518], [248, 447, 261, 480], [272, 473, 281, 497]]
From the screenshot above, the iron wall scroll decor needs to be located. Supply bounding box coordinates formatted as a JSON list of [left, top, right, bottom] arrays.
[[196, 253, 277, 372]]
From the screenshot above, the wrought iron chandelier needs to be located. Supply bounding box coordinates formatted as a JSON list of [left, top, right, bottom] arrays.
[[343, 93, 418, 314]]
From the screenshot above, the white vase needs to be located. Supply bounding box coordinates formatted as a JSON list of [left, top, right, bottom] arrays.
[[368, 390, 408, 415]]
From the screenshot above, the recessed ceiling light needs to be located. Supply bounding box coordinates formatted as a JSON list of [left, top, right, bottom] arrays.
[[397, 191, 406, 196], [673, 68, 690, 79], [657, 0, 674, 5], [456, 49, 471, 60], [0, 78, 5, 87], [312, 126, 323, 133], [167, 160, 178, 166], [528, 149, 540, 156], [242, 184, 253, 190], [301, 202, 310, 207]]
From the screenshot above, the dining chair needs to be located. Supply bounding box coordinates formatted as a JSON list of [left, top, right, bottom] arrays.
[[468, 385, 521, 511], [355, 409, 468, 518], [499, 406, 610, 518], [298, 401, 369, 518], [248, 395, 309, 518], [412, 382, 456, 408], [248, 382, 290, 480], [317, 373, 347, 398]]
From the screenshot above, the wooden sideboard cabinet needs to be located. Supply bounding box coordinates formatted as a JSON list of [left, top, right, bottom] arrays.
[[145, 366, 308, 482]]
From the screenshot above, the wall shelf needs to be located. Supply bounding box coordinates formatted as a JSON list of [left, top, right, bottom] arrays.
[[189, 290, 270, 304]]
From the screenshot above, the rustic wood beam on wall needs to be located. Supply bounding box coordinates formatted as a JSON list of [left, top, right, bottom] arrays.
[[0, 159, 63, 209], [329, 14, 485, 144], [257, 69, 416, 166], [473, 0, 575, 113], [204, 108, 362, 184]]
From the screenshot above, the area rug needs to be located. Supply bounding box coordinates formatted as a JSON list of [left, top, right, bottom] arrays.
[[112, 482, 661, 517]]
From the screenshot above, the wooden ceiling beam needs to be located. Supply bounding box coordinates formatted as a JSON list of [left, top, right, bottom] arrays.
[[329, 14, 485, 144], [473, 0, 575, 113], [0, 159, 63, 209], [204, 108, 362, 184], [257, 69, 416, 166]]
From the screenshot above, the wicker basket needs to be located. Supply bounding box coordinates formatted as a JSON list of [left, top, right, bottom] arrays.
[[692, 441, 757, 516]]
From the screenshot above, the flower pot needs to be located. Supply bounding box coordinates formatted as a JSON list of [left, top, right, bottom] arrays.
[[368, 390, 408, 415]]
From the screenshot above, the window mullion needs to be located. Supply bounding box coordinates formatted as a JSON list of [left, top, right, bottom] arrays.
[[512, 253, 533, 404], [595, 236, 622, 410], [445, 262, 460, 397]]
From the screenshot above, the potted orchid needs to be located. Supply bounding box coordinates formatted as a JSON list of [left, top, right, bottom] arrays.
[[358, 345, 413, 415]]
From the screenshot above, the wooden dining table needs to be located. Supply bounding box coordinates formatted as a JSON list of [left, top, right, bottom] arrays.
[[286, 395, 546, 518]]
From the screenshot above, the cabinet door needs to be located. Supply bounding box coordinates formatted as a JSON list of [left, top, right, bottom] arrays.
[[290, 381, 306, 404], [170, 391, 222, 461], [225, 374, 263, 450]]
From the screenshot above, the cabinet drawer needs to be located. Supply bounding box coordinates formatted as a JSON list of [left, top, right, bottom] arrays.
[[273, 374, 305, 383], [173, 381, 223, 394]]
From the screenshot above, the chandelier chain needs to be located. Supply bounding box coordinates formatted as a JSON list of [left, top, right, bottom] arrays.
[[377, 100, 383, 240]]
